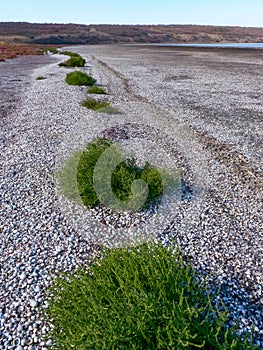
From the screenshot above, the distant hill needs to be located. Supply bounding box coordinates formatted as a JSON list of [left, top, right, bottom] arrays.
[[0, 22, 263, 45]]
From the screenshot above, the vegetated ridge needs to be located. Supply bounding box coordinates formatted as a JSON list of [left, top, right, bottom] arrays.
[[1, 22, 263, 45]]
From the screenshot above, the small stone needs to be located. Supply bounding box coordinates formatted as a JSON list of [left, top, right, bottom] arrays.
[[20, 273, 26, 281], [30, 300, 38, 308], [46, 339, 53, 346], [33, 336, 39, 343]]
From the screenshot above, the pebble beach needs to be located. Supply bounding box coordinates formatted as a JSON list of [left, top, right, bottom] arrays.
[[0, 45, 262, 349]]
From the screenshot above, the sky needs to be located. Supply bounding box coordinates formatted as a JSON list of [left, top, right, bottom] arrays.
[[0, 0, 263, 27]]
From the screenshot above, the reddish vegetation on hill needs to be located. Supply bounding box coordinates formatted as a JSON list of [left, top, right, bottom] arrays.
[[0, 22, 263, 45]]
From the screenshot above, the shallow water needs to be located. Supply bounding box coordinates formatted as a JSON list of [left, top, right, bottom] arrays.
[[154, 43, 263, 49]]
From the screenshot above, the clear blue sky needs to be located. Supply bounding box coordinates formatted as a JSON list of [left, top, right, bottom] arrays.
[[1, 0, 263, 27]]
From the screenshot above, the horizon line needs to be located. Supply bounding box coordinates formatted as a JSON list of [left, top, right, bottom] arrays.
[[0, 21, 263, 29]]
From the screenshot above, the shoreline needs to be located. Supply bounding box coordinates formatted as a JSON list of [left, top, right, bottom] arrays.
[[0, 46, 262, 348], [136, 42, 263, 49]]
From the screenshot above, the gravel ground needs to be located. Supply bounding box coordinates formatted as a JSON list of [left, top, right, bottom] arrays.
[[0, 55, 57, 117], [0, 46, 262, 348]]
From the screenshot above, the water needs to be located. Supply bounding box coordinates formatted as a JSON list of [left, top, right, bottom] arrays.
[[153, 43, 263, 49]]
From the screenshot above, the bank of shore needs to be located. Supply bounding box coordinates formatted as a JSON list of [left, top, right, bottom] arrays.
[[0, 46, 262, 349]]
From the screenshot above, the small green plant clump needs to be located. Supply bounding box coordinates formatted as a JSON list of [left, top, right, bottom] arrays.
[[88, 85, 107, 94], [41, 47, 58, 54], [48, 47, 58, 54], [59, 55, 86, 68], [81, 98, 110, 110], [65, 71, 96, 86], [36, 76, 46, 80], [81, 98, 119, 114], [59, 51, 80, 57], [45, 242, 258, 350]]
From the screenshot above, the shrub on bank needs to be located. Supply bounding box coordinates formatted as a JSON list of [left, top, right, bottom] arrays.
[[87, 85, 107, 94], [59, 51, 80, 57], [81, 98, 110, 110], [36, 76, 46, 80], [96, 105, 119, 114], [45, 242, 258, 350], [59, 55, 86, 67], [81, 98, 119, 114], [65, 71, 96, 86], [76, 138, 163, 208], [44, 47, 58, 54]]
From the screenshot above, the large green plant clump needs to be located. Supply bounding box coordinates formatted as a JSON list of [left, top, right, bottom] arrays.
[[77, 138, 163, 209], [45, 243, 258, 350]]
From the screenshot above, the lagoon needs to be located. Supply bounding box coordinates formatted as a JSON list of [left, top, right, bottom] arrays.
[[153, 42, 263, 49]]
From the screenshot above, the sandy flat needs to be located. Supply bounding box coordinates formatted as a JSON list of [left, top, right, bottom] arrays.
[[72, 44, 263, 172]]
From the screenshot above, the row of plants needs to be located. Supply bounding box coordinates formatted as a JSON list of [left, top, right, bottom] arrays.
[[62, 59, 118, 113], [44, 51, 261, 349], [59, 51, 119, 113]]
